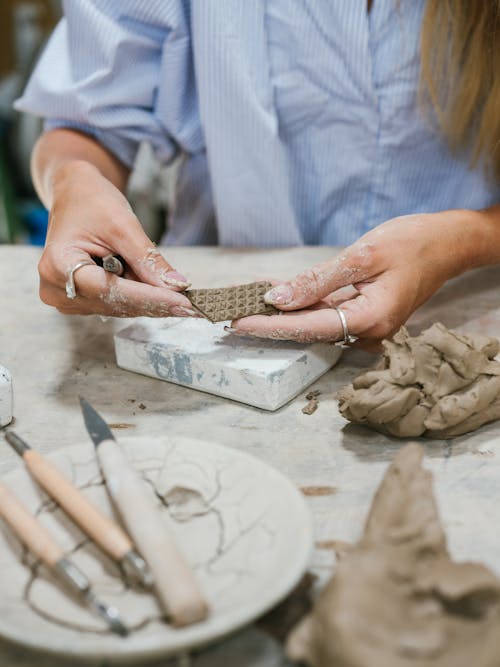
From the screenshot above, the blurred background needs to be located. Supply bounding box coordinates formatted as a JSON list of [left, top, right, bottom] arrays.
[[0, 0, 169, 247], [0, 0, 60, 245]]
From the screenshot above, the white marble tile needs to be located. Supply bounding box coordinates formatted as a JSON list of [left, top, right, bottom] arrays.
[[114, 319, 342, 410]]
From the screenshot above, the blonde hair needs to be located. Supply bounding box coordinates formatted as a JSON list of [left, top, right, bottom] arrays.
[[421, 1, 500, 181]]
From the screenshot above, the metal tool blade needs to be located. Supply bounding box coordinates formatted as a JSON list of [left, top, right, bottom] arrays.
[[79, 397, 115, 447], [4, 431, 31, 456], [55, 557, 128, 637], [85, 591, 129, 637], [79, 398, 153, 587]]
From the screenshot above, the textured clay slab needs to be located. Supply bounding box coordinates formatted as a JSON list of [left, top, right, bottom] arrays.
[[186, 282, 277, 322]]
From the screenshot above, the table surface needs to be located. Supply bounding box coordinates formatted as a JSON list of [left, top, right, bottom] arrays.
[[2, 245, 500, 667]]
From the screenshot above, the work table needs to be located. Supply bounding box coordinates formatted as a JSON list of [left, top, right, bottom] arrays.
[[1, 245, 500, 667]]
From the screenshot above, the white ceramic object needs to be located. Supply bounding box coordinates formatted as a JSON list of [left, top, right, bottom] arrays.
[[114, 318, 342, 410], [0, 365, 12, 427], [0, 436, 312, 663]]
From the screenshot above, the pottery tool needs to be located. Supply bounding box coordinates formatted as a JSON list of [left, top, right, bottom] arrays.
[[185, 282, 277, 322], [0, 479, 128, 636], [114, 318, 342, 410], [80, 398, 209, 627], [4, 431, 152, 587], [0, 435, 312, 660], [93, 254, 125, 277], [0, 365, 12, 427]]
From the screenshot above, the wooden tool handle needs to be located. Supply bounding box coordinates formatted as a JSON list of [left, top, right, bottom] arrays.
[[24, 450, 132, 560], [98, 440, 209, 626], [0, 481, 63, 566]]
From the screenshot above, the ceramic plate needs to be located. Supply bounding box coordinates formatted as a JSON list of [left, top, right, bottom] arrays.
[[0, 436, 312, 663]]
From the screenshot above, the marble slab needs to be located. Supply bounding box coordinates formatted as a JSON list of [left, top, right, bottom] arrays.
[[114, 318, 342, 410], [0, 435, 312, 663]]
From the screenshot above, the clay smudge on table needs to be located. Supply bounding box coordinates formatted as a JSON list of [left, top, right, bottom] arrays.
[[302, 390, 321, 415], [300, 486, 336, 497], [338, 322, 500, 438], [286, 443, 500, 667]]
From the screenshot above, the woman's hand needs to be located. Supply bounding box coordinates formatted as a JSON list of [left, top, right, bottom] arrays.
[[232, 211, 490, 350], [39, 160, 197, 317]]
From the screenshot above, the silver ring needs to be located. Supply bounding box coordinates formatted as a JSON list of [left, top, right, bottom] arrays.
[[65, 260, 95, 300], [334, 306, 357, 345]]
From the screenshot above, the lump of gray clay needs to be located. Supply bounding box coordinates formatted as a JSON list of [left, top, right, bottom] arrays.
[[337, 323, 500, 438], [286, 443, 500, 667]]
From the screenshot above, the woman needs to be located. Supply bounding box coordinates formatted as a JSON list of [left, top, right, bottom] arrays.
[[15, 1, 500, 349]]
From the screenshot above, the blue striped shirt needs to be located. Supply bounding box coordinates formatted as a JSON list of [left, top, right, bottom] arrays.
[[15, 0, 500, 247]]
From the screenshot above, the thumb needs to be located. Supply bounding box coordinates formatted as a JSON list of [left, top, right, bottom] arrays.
[[263, 252, 372, 310], [115, 218, 190, 290]]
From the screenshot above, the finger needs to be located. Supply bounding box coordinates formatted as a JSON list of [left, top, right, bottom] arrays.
[[60, 265, 199, 318], [56, 305, 95, 315], [263, 245, 377, 310], [335, 281, 399, 341], [321, 284, 360, 307], [110, 215, 191, 290], [235, 274, 402, 344], [41, 241, 142, 289], [233, 304, 395, 348], [259, 285, 359, 312], [77, 265, 196, 317], [232, 309, 344, 344]]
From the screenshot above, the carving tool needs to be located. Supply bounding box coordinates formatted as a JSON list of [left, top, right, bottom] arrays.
[[0, 479, 128, 636], [4, 431, 152, 587], [79, 397, 209, 627], [93, 254, 125, 277]]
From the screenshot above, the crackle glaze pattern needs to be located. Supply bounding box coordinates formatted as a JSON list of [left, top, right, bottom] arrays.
[[0, 436, 311, 663]]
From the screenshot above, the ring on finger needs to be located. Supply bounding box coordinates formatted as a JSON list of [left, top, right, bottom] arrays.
[[65, 260, 95, 300], [334, 306, 357, 345]]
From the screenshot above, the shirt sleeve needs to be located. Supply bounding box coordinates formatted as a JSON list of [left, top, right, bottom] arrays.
[[14, 0, 202, 168]]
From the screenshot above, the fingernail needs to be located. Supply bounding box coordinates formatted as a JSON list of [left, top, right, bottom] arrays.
[[171, 306, 200, 317], [224, 325, 242, 335], [264, 284, 293, 305], [161, 270, 191, 289]]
